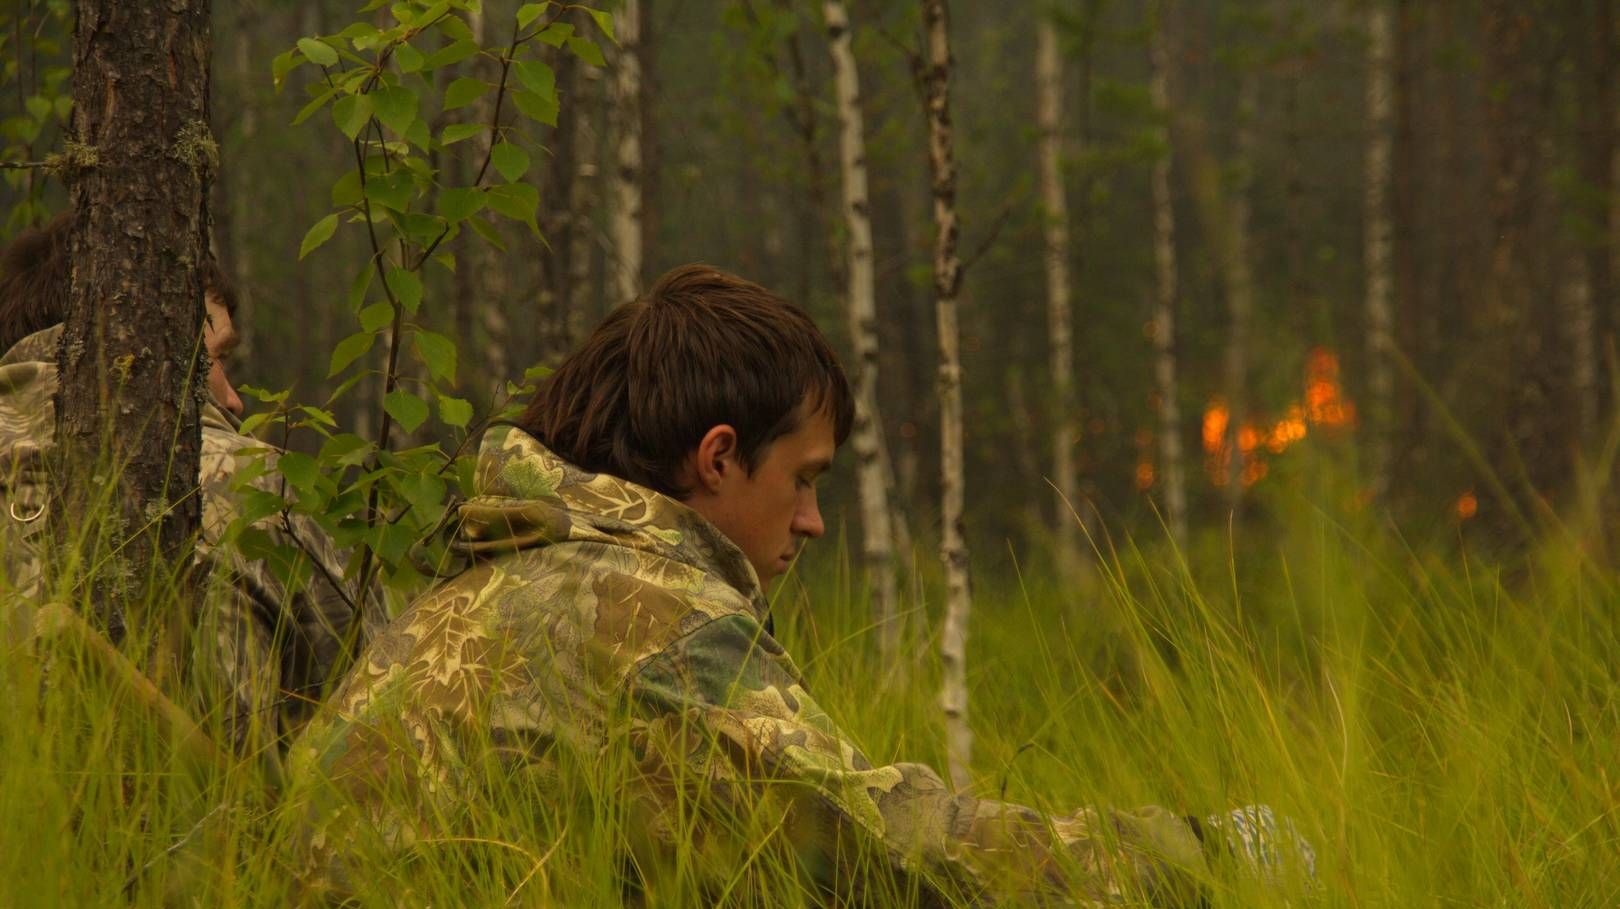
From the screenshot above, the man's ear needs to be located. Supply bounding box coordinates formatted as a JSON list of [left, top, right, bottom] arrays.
[[688, 424, 740, 495]]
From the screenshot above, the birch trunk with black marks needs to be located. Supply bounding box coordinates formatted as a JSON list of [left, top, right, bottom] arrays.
[[1364, 0, 1395, 502], [1035, 15, 1081, 572], [1149, 0, 1187, 549], [55, 0, 213, 641], [922, 0, 973, 791], [610, 0, 644, 304], [826, 0, 901, 662]]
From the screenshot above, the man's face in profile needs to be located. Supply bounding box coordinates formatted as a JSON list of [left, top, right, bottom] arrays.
[[687, 403, 836, 587], [203, 292, 243, 416]]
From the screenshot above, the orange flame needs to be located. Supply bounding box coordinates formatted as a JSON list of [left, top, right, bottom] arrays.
[[1456, 491, 1478, 521], [1135, 461, 1156, 490], [1191, 347, 1357, 492]]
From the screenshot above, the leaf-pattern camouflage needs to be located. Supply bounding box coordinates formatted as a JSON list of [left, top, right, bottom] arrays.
[[0, 326, 366, 771], [286, 425, 1210, 905]]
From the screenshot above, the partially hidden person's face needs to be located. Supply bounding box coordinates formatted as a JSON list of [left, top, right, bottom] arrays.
[[687, 401, 835, 588], [203, 292, 243, 417]]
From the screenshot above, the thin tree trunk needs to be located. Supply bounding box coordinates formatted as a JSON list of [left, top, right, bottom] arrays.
[[610, 0, 644, 304], [1565, 250, 1599, 438], [1221, 73, 1258, 512], [826, 0, 900, 662], [570, 64, 605, 341], [1149, 0, 1187, 549], [466, 1, 509, 392], [55, 0, 212, 643], [922, 0, 972, 792], [1365, 1, 1396, 502], [1035, 15, 1080, 572]]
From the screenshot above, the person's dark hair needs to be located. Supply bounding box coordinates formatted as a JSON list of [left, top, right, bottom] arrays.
[[0, 211, 237, 352], [518, 263, 854, 498]]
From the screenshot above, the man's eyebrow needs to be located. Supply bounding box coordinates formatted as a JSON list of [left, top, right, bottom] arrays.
[[803, 457, 833, 476]]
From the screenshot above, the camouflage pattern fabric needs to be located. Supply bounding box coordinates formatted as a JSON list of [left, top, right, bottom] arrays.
[[285, 425, 1210, 905], [0, 325, 365, 772]]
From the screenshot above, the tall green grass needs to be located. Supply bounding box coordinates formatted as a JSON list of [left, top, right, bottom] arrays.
[[3, 487, 1617, 906]]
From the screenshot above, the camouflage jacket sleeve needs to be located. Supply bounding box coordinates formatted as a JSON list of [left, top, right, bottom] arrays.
[[197, 420, 370, 753], [627, 612, 1209, 906]]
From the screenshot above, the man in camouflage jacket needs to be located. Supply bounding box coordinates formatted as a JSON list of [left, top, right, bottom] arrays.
[[285, 266, 1257, 905], [0, 214, 365, 772]]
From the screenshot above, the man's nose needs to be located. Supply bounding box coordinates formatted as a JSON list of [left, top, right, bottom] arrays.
[[794, 495, 825, 539]]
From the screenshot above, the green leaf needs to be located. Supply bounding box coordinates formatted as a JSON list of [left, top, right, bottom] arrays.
[[414, 329, 458, 383], [384, 390, 431, 434], [359, 301, 395, 332], [438, 186, 485, 222], [587, 9, 616, 43], [566, 36, 605, 67], [25, 96, 51, 122], [466, 215, 507, 251], [425, 39, 479, 70], [394, 42, 426, 73], [292, 86, 340, 126], [319, 433, 375, 467], [536, 22, 573, 47], [444, 77, 490, 111], [405, 117, 432, 151], [387, 267, 424, 314], [440, 122, 485, 145], [298, 37, 340, 67], [372, 85, 419, 135], [438, 394, 473, 428], [516, 2, 551, 29], [328, 331, 375, 377], [364, 172, 415, 212], [347, 264, 376, 312], [513, 59, 555, 98], [395, 471, 448, 514], [486, 182, 539, 229], [490, 142, 530, 182], [332, 93, 375, 140], [511, 89, 558, 127], [331, 170, 363, 207], [299, 213, 340, 259], [277, 450, 322, 495], [435, 14, 475, 42], [272, 49, 302, 90]]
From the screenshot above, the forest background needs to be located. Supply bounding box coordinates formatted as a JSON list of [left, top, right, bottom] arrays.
[[2, 0, 1619, 905]]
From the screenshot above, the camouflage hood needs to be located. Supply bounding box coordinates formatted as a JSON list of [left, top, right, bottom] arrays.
[[452, 424, 770, 621], [0, 326, 63, 481]]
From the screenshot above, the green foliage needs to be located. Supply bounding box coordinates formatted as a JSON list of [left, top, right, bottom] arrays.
[[231, 0, 613, 603], [0, 1, 72, 237]]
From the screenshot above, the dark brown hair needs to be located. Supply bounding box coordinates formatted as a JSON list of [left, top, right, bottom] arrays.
[[0, 211, 237, 353], [518, 264, 854, 497]]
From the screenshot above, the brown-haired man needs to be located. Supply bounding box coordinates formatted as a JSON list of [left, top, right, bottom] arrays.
[[288, 265, 1308, 903], [0, 211, 365, 774]]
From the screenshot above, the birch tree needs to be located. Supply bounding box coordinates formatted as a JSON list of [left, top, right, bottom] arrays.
[[921, 0, 973, 791], [55, 0, 213, 638], [1364, 0, 1395, 501], [1149, 0, 1187, 549], [826, 0, 901, 660], [1035, 11, 1081, 572], [610, 0, 644, 303]]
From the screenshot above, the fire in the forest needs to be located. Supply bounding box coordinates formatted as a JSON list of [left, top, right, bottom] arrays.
[[1201, 348, 1356, 488]]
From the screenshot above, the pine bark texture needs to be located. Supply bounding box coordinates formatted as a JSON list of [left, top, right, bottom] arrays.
[[1035, 16, 1081, 570], [922, 0, 973, 792], [55, 0, 213, 635], [1364, 1, 1395, 501], [826, 0, 900, 661], [610, 0, 644, 304], [1149, 1, 1187, 549]]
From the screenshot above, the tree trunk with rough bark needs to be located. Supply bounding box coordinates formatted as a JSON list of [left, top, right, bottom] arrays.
[[55, 0, 213, 643], [826, 0, 901, 663], [610, 0, 644, 304], [1035, 14, 1081, 573], [1365, 1, 1395, 502], [1149, 0, 1187, 550], [922, 0, 973, 792]]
